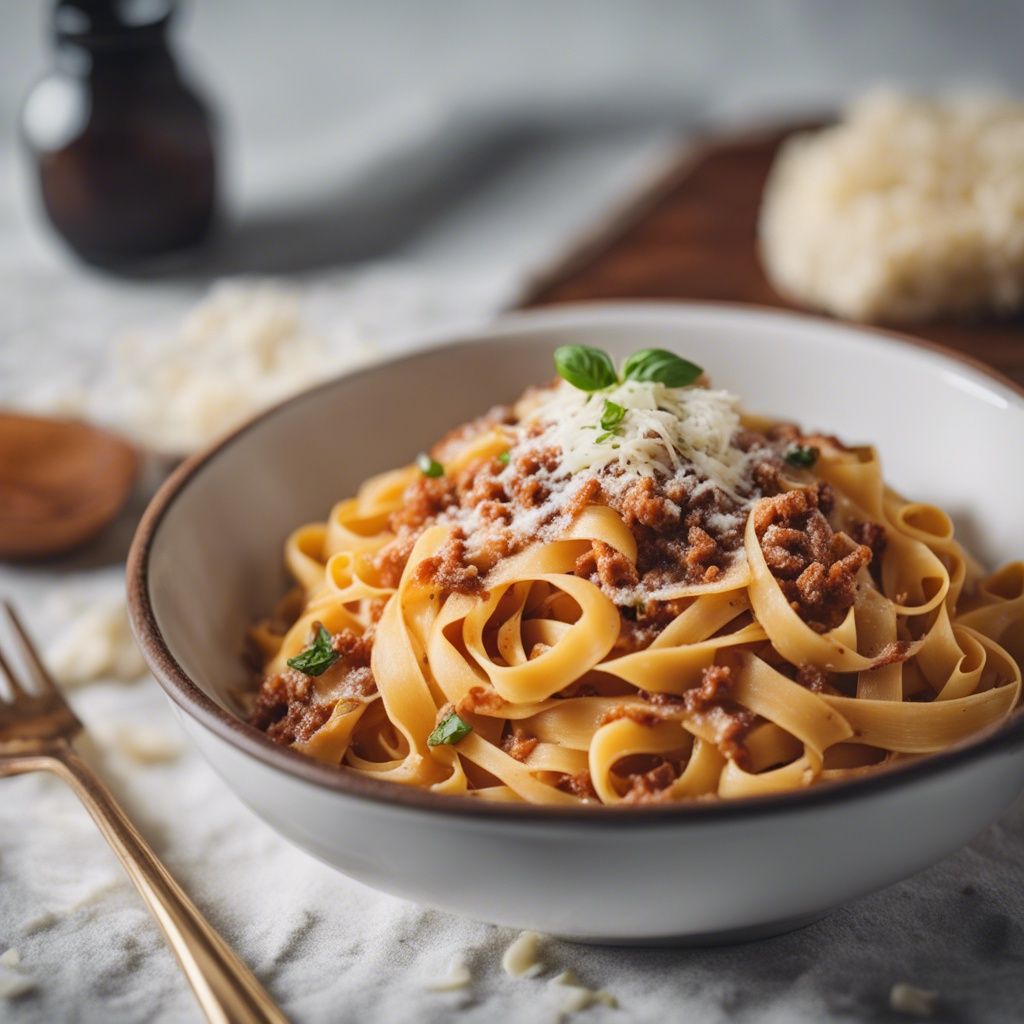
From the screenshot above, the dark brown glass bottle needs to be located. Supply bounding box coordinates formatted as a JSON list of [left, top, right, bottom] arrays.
[[21, 0, 218, 268]]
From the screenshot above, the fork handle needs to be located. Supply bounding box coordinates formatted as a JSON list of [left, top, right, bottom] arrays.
[[35, 746, 289, 1024]]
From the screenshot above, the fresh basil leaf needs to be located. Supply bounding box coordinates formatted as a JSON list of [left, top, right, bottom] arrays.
[[286, 625, 339, 677], [622, 349, 703, 387], [783, 444, 819, 468], [497, 451, 511, 465], [416, 452, 444, 478], [600, 399, 626, 432], [554, 345, 618, 392], [427, 711, 473, 746]]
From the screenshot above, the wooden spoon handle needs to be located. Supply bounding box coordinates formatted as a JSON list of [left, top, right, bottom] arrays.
[[28, 747, 289, 1024]]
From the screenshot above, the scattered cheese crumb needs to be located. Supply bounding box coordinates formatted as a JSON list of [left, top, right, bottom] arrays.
[[423, 953, 472, 992], [0, 952, 33, 1001], [0, 972, 34, 1000], [890, 982, 939, 1017], [45, 595, 146, 687], [502, 931, 545, 977], [550, 968, 618, 1020], [18, 881, 121, 937], [552, 969, 582, 987], [105, 724, 182, 765]]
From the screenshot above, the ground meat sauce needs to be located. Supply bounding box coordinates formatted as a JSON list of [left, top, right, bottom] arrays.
[[252, 385, 890, 764], [681, 665, 756, 768], [622, 760, 679, 803], [557, 769, 599, 800], [249, 670, 333, 745], [372, 406, 789, 603], [501, 729, 539, 762], [753, 485, 876, 632], [249, 626, 377, 743], [598, 666, 755, 768]]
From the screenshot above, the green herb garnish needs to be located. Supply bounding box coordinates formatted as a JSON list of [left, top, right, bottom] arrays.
[[286, 625, 339, 677], [553, 344, 704, 393], [594, 431, 615, 444], [600, 399, 626, 432], [416, 452, 445, 478], [554, 344, 618, 392], [427, 711, 473, 746], [622, 349, 703, 387], [783, 444, 819, 468], [497, 451, 511, 465]]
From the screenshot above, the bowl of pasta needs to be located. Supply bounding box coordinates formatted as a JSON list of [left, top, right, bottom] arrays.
[[128, 302, 1024, 942]]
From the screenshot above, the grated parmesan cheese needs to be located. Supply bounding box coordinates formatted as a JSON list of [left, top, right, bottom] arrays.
[[760, 90, 1024, 322], [502, 931, 545, 977], [520, 379, 755, 501], [106, 282, 374, 455], [0, 951, 20, 969]]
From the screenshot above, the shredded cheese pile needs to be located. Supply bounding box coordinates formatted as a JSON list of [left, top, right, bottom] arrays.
[[520, 378, 756, 500]]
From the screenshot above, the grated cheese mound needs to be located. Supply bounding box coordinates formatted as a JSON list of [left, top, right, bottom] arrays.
[[760, 90, 1024, 322], [108, 282, 373, 455], [520, 379, 756, 501]]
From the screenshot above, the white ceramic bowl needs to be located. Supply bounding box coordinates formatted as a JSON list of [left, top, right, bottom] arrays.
[[128, 303, 1024, 943]]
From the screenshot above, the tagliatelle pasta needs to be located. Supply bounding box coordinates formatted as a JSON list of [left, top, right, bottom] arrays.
[[247, 346, 1023, 805]]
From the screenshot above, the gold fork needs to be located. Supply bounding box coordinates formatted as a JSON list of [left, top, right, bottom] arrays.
[[0, 601, 288, 1024]]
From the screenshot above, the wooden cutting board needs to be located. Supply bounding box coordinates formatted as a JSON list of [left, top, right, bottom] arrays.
[[524, 125, 1024, 387]]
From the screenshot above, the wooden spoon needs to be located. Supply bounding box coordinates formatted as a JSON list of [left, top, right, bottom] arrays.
[[0, 412, 139, 560]]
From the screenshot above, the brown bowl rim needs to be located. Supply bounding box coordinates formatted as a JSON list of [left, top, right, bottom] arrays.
[[126, 301, 1024, 825]]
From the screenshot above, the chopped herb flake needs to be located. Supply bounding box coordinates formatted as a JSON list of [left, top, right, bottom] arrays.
[[600, 399, 627, 432], [417, 452, 444, 478], [428, 712, 472, 746], [783, 444, 819, 468], [554, 345, 618, 392], [286, 625, 339, 677], [622, 349, 703, 388], [497, 451, 511, 465]]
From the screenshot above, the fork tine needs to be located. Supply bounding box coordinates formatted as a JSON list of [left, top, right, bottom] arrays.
[[0, 638, 29, 700], [2, 601, 59, 697]]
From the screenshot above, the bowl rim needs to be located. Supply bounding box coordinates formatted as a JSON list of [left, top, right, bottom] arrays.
[[126, 300, 1024, 825]]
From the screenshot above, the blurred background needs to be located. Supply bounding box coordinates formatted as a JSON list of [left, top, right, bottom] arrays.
[[3, 0, 1024, 279]]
